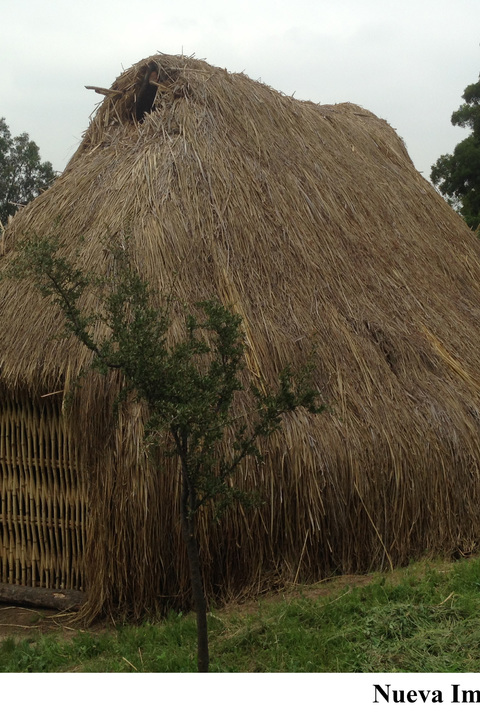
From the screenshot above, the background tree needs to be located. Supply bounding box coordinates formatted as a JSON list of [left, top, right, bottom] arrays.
[[0, 118, 56, 227], [9, 234, 325, 672], [431, 75, 480, 232]]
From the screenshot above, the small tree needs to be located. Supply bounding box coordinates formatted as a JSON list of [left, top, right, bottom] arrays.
[[10, 235, 325, 672], [0, 118, 56, 227]]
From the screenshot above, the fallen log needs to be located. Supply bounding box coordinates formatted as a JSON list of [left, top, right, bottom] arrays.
[[0, 583, 86, 611]]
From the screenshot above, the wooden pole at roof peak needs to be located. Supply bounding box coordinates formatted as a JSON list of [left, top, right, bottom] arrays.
[[85, 85, 123, 98]]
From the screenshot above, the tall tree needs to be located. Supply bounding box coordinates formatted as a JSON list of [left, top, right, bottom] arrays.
[[0, 118, 55, 227], [431, 76, 480, 232]]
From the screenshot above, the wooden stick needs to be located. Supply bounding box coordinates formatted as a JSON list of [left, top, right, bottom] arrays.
[[85, 86, 123, 98]]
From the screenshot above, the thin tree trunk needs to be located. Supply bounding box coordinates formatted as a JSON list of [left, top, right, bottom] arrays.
[[180, 457, 209, 672]]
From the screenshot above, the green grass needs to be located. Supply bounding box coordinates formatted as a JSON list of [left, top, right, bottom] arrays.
[[1, 556, 480, 672]]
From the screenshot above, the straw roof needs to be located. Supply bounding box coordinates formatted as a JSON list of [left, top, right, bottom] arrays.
[[2, 53, 480, 618]]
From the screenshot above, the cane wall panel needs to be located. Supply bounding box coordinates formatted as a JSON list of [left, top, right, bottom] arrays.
[[0, 395, 86, 590]]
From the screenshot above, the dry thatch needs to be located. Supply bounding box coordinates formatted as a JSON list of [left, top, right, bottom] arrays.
[[2, 53, 480, 619]]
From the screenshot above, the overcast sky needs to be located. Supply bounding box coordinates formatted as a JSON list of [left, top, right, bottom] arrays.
[[1, 0, 479, 179]]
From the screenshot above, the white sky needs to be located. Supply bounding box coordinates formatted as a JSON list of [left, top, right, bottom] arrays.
[[1, 0, 479, 178]]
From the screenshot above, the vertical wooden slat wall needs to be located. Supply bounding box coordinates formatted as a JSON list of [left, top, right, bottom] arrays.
[[0, 393, 86, 590]]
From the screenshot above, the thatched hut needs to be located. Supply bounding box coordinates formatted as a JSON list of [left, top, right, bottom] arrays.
[[2, 53, 480, 619]]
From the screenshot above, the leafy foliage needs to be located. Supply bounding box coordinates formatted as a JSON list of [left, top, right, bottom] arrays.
[[11, 235, 324, 515], [431, 77, 480, 232], [0, 118, 55, 227]]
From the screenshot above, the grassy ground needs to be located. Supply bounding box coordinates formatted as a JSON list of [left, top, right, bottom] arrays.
[[1, 555, 479, 672]]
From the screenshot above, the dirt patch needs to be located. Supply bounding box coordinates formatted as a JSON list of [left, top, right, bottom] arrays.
[[0, 605, 83, 641], [217, 572, 379, 618]]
